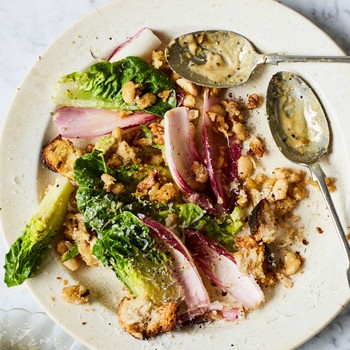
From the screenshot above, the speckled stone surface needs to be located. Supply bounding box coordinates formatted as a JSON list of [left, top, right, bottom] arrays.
[[0, 1, 349, 349]]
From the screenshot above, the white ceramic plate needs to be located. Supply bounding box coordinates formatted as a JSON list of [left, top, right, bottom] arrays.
[[1, 1, 350, 349]]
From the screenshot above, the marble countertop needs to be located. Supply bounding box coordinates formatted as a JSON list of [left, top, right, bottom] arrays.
[[0, 0, 350, 349]]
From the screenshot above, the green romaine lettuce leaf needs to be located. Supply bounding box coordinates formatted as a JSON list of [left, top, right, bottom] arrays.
[[74, 151, 181, 304], [74, 146, 170, 198], [4, 176, 75, 287], [61, 243, 79, 263], [92, 211, 180, 303], [175, 203, 242, 249], [74, 145, 242, 251], [54, 56, 176, 117]]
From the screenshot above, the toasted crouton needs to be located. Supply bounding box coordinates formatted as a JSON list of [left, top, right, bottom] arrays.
[[42, 135, 84, 179], [118, 296, 178, 339], [77, 238, 100, 267], [62, 212, 100, 267], [248, 199, 277, 244], [63, 212, 90, 242], [233, 245, 266, 280], [62, 284, 90, 304]]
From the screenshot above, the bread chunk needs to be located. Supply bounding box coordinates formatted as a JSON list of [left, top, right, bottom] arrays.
[[118, 296, 178, 339], [62, 284, 90, 304], [42, 135, 84, 179]]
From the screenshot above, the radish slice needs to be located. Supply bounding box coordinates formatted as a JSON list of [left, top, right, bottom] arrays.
[[202, 90, 241, 213], [106, 28, 161, 62], [164, 107, 218, 214], [53, 106, 157, 138], [184, 230, 264, 310], [140, 216, 210, 316]]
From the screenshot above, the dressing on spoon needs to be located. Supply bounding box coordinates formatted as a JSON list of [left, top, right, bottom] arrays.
[[166, 31, 258, 87], [175, 31, 256, 86], [166, 30, 350, 88], [268, 72, 326, 160], [266, 71, 350, 285]]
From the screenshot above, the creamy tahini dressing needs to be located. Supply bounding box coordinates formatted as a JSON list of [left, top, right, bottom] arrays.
[[177, 32, 255, 85], [279, 94, 309, 152], [277, 83, 323, 155]]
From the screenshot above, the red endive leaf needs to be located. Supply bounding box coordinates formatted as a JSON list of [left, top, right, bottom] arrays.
[[53, 106, 157, 138], [185, 230, 264, 310], [105, 28, 162, 62], [202, 90, 241, 212], [140, 216, 210, 316], [164, 107, 218, 215]]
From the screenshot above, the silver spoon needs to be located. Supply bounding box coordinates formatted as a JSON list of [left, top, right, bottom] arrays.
[[266, 71, 350, 285], [165, 30, 350, 88]]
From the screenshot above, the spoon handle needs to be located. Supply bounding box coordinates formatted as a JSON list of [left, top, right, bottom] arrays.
[[264, 54, 350, 65], [309, 162, 350, 285]]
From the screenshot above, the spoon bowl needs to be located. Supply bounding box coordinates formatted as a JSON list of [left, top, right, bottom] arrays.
[[165, 30, 261, 88], [165, 30, 350, 88], [266, 71, 350, 285], [266, 71, 330, 165]]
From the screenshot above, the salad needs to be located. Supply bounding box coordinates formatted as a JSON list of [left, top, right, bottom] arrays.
[[4, 28, 310, 339]]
